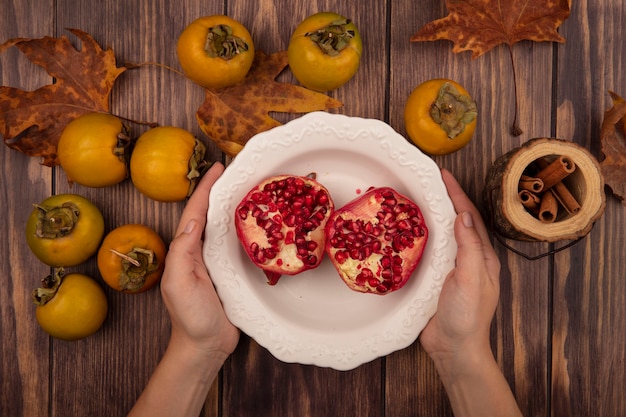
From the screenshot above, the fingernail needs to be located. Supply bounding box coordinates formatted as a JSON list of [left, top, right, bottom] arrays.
[[462, 211, 474, 228], [183, 219, 196, 234]]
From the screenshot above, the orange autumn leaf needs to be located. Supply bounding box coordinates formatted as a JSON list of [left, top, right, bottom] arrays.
[[0, 29, 125, 166], [410, 0, 571, 58], [600, 92, 626, 205], [196, 50, 343, 157]]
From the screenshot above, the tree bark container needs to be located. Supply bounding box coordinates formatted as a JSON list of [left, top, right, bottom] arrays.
[[484, 137, 606, 242]]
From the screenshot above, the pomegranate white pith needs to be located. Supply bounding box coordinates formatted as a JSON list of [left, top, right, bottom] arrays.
[[235, 174, 334, 285], [324, 187, 428, 295]]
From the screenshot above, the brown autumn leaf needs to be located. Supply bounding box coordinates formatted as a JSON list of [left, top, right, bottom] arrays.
[[599, 92, 626, 205], [0, 29, 125, 166], [196, 50, 343, 157], [410, 0, 571, 135], [410, 0, 571, 58]]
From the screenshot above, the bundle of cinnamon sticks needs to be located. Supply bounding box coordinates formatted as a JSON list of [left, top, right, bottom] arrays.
[[518, 156, 581, 223]]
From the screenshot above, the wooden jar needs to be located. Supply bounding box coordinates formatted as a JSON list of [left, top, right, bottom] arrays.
[[485, 137, 606, 242]]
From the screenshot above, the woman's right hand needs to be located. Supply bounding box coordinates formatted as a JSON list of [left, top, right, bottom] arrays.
[[419, 170, 522, 417], [420, 169, 501, 371]]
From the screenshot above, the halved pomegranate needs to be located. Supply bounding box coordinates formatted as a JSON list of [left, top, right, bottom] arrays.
[[325, 187, 428, 295], [235, 174, 334, 285]]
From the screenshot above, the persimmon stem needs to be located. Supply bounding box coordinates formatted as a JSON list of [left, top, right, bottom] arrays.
[[508, 45, 523, 136], [109, 249, 141, 267], [124, 61, 184, 77], [114, 113, 159, 128]]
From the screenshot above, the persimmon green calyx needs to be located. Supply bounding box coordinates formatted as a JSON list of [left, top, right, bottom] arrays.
[[111, 247, 160, 293], [205, 24, 250, 60], [430, 82, 477, 139], [32, 269, 64, 306], [305, 19, 358, 56], [33, 202, 79, 239]]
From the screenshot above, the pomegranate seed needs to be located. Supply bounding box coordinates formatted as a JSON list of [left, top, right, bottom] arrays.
[[252, 206, 263, 218], [398, 219, 412, 230], [368, 277, 381, 287], [250, 192, 263, 203], [311, 212, 324, 224], [284, 214, 296, 227], [334, 251, 349, 264], [381, 269, 393, 280], [302, 220, 315, 230], [361, 268, 374, 279]]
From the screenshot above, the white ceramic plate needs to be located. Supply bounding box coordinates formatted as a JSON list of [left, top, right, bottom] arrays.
[[203, 112, 457, 371]]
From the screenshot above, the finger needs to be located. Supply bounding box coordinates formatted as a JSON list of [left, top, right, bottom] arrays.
[[441, 169, 490, 244], [175, 162, 225, 237], [455, 212, 501, 292], [454, 211, 486, 266], [161, 220, 204, 292], [441, 170, 500, 272], [441, 170, 482, 227]]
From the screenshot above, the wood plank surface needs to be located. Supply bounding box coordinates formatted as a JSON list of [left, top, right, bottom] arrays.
[[1, 1, 625, 417], [1, 2, 54, 417], [552, 2, 626, 416]]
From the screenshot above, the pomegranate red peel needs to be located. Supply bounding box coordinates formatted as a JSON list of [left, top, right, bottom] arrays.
[[235, 174, 334, 285], [324, 187, 428, 295]]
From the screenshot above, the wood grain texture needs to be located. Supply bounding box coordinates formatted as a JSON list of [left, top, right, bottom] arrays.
[[553, 1, 626, 416], [1, 0, 625, 416], [1, 2, 54, 417]]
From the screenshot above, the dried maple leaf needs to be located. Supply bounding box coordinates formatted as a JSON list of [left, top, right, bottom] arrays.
[[196, 50, 343, 157], [599, 92, 626, 205], [410, 0, 571, 136], [1, 29, 125, 166]]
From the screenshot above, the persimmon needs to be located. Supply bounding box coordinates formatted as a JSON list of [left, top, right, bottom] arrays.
[[404, 79, 477, 156], [97, 224, 166, 294]]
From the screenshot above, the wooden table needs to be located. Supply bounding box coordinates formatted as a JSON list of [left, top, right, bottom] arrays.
[[2, 1, 625, 416]]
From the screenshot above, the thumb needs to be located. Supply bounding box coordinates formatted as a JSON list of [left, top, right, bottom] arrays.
[[169, 219, 202, 256], [454, 212, 487, 271]]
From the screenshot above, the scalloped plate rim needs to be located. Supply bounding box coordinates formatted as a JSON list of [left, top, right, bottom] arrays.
[[203, 111, 457, 371]]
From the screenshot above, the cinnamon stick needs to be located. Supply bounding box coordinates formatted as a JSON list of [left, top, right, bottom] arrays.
[[518, 175, 544, 193], [538, 191, 559, 223], [550, 183, 581, 214], [535, 156, 576, 190], [518, 190, 540, 212]]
